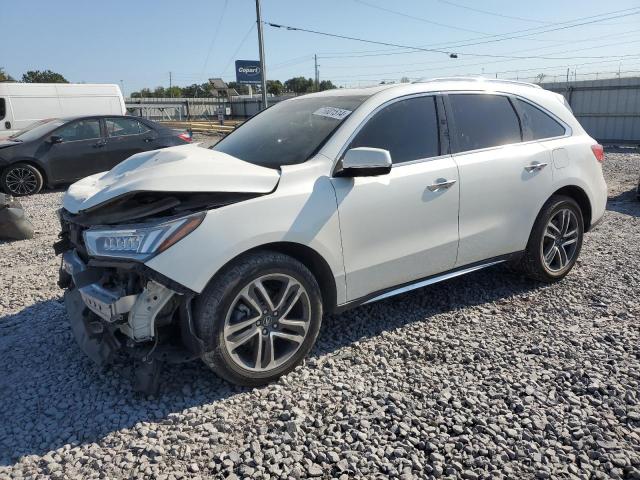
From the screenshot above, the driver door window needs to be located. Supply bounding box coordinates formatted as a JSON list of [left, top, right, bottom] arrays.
[[56, 120, 101, 142], [349, 95, 440, 164]]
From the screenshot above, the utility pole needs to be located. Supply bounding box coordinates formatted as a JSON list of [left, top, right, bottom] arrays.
[[169, 71, 172, 97], [566, 68, 570, 83], [314, 54, 319, 91], [255, 0, 268, 109]]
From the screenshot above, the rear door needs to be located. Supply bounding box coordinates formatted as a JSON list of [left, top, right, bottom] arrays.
[[446, 92, 553, 266], [44, 118, 106, 182], [331, 95, 460, 301], [102, 117, 156, 170]]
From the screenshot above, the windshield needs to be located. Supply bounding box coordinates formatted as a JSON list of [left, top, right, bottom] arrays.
[[9, 118, 66, 142], [213, 95, 369, 168]]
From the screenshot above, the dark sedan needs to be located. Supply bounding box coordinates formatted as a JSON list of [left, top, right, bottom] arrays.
[[0, 116, 192, 195]]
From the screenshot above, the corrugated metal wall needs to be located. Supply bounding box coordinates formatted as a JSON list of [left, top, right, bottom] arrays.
[[541, 77, 640, 144]]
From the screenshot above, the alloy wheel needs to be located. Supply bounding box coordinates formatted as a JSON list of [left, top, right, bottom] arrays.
[[223, 274, 311, 372], [541, 208, 580, 272], [5, 167, 38, 195]]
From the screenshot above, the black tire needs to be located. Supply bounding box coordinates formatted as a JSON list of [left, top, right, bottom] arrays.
[[1, 163, 44, 196], [193, 250, 323, 387], [517, 195, 584, 283]]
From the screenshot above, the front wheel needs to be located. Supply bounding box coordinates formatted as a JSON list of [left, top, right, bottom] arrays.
[[1, 163, 44, 196], [193, 251, 323, 386], [518, 195, 584, 283]]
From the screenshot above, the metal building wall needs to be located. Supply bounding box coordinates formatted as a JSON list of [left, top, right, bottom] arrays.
[[541, 77, 640, 145]]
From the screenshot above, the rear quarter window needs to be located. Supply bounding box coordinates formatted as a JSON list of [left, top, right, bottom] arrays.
[[514, 98, 566, 140], [449, 94, 522, 152]]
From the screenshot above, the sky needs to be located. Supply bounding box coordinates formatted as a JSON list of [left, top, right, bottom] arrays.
[[2, 0, 640, 95]]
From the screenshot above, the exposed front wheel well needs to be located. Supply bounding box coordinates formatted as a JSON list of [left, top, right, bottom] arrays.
[[551, 185, 592, 231], [207, 243, 338, 314]]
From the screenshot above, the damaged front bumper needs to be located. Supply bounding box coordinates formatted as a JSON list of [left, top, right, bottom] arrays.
[[59, 249, 205, 375]]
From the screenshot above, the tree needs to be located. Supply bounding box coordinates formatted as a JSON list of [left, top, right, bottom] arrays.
[[534, 73, 546, 84], [318, 80, 336, 91], [152, 86, 166, 97], [0, 68, 15, 82], [21, 70, 68, 83], [166, 86, 183, 98], [266, 80, 283, 96], [284, 77, 313, 94], [400, 76, 410, 83]]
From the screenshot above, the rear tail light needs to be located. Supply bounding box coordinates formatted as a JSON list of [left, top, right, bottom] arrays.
[[591, 144, 604, 163], [178, 132, 192, 143]]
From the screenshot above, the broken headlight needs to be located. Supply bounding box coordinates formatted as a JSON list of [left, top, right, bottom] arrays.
[[83, 212, 205, 261]]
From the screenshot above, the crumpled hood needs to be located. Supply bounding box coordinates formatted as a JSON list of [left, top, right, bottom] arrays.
[[63, 144, 280, 213]]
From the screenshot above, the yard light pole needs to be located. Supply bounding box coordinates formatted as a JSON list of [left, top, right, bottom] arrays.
[[255, 0, 268, 109]]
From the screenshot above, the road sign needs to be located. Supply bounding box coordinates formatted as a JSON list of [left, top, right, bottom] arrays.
[[235, 60, 262, 85]]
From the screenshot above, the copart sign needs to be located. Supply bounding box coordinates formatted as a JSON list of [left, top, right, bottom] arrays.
[[235, 60, 262, 84]]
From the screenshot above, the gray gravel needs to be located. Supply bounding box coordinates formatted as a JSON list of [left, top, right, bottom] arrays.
[[1, 152, 639, 479]]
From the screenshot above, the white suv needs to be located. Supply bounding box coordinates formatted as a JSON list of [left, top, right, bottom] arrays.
[[58, 78, 607, 391]]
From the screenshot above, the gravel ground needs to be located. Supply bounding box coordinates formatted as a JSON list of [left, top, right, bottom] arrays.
[[1, 152, 639, 479]]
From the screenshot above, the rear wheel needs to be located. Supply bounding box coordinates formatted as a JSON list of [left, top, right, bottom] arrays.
[[518, 195, 584, 282], [1, 163, 44, 196], [194, 251, 323, 386]]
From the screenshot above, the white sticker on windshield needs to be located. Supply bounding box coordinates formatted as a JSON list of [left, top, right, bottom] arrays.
[[312, 106, 352, 120]]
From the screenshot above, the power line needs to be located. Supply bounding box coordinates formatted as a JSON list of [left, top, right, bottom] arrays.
[[220, 22, 256, 75], [330, 57, 640, 81], [198, 0, 229, 82], [314, 6, 640, 59], [352, 0, 489, 35], [320, 33, 640, 71], [442, 9, 640, 50], [266, 14, 640, 62], [436, 0, 550, 24]]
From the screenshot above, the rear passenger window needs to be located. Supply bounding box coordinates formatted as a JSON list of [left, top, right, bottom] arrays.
[[0, 98, 5, 120], [106, 117, 147, 137], [449, 94, 521, 152], [349, 96, 439, 164], [514, 98, 566, 140]]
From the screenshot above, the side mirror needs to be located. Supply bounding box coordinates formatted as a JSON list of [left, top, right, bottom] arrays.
[[50, 135, 64, 144], [336, 147, 392, 177]]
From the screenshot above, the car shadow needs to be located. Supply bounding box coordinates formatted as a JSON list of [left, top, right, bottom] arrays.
[[606, 187, 639, 217], [0, 265, 539, 465]]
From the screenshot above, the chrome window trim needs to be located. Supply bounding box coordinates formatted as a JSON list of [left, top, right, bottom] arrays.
[[510, 94, 572, 140], [445, 91, 572, 157]]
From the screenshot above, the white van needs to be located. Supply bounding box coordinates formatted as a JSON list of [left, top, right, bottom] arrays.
[[0, 83, 125, 138]]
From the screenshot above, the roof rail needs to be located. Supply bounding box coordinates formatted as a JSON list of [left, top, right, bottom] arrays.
[[413, 77, 542, 89]]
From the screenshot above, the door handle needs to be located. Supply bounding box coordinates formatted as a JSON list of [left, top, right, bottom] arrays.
[[524, 162, 548, 172], [427, 179, 457, 192], [143, 137, 154, 143], [93, 141, 106, 148]]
